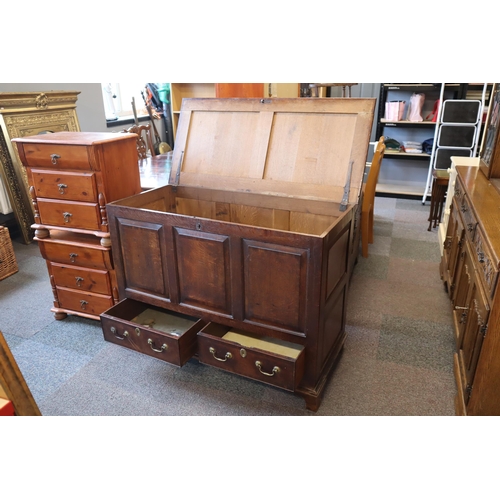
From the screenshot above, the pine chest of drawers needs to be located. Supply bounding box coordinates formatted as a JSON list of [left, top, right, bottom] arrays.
[[12, 132, 142, 320], [103, 98, 375, 411]]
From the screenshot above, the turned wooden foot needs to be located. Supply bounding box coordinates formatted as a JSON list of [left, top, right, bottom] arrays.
[[54, 312, 67, 320], [35, 228, 50, 239]]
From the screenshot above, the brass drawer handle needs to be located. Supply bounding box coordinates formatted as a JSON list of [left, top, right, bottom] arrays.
[[51, 154, 61, 165], [80, 300, 88, 310], [63, 212, 72, 223], [148, 338, 168, 353], [58, 183, 68, 195], [209, 347, 232, 362], [111, 326, 129, 340], [255, 361, 280, 377], [75, 276, 84, 287], [69, 253, 78, 263]]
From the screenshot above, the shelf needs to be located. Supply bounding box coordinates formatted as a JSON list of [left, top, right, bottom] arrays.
[[385, 151, 430, 160], [380, 119, 436, 126], [376, 182, 426, 198]]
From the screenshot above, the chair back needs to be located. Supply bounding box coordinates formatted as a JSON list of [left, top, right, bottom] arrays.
[[124, 124, 156, 160], [362, 136, 385, 213]]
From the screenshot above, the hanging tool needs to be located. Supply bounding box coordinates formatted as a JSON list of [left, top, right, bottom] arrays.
[[142, 90, 171, 154]]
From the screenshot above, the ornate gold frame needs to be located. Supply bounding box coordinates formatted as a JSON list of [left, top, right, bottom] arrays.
[[0, 91, 80, 244]]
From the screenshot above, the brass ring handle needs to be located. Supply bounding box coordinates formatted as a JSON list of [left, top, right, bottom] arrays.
[[255, 361, 280, 377], [51, 154, 61, 165], [209, 347, 232, 362], [111, 326, 129, 340], [63, 212, 72, 223], [58, 183, 68, 194], [148, 338, 168, 353]]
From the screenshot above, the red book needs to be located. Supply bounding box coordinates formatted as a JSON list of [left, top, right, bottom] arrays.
[[0, 397, 15, 416]]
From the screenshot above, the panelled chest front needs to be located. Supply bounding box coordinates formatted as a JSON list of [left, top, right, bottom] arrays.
[[104, 98, 375, 410]]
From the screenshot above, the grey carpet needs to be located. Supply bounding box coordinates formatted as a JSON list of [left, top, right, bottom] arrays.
[[0, 197, 456, 415]]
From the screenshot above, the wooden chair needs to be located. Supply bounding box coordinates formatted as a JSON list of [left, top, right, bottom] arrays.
[[123, 124, 156, 161], [361, 136, 385, 258]]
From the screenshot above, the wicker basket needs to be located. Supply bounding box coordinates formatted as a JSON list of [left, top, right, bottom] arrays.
[[0, 226, 18, 281]]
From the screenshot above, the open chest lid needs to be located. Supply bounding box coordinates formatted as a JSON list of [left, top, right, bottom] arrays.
[[169, 97, 376, 205]]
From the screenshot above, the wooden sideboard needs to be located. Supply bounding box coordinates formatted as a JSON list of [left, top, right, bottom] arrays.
[[101, 97, 375, 411], [12, 132, 142, 320], [441, 166, 500, 415]]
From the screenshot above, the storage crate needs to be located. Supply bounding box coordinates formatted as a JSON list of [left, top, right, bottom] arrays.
[[0, 226, 18, 281]]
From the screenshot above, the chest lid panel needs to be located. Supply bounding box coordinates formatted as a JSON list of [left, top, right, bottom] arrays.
[[170, 98, 375, 204]]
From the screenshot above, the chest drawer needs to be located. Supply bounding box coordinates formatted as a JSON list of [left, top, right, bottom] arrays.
[[30, 169, 98, 202], [37, 199, 101, 230], [101, 299, 206, 366], [21, 143, 91, 170], [37, 235, 113, 269], [197, 323, 305, 392], [56, 287, 114, 316], [49, 262, 113, 295]]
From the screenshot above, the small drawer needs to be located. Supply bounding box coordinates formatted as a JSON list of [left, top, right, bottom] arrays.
[[21, 143, 91, 170], [101, 299, 205, 366], [197, 323, 305, 392], [56, 287, 114, 316], [49, 262, 112, 295], [459, 194, 477, 241], [473, 227, 499, 297], [37, 236, 113, 270], [30, 169, 98, 202], [37, 199, 101, 230]]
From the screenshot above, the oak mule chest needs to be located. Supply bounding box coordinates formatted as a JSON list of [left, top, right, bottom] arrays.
[[102, 98, 375, 411]]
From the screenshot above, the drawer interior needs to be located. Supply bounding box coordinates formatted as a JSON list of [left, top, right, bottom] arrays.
[[112, 185, 350, 237], [103, 299, 200, 337], [200, 322, 304, 359]]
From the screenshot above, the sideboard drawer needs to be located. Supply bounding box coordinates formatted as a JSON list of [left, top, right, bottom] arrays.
[[49, 262, 112, 295], [197, 323, 305, 392], [22, 143, 91, 170], [30, 169, 98, 202], [101, 299, 206, 366], [473, 226, 499, 297], [37, 199, 101, 230], [56, 287, 114, 316]]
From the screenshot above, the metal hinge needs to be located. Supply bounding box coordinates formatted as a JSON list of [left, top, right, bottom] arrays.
[[481, 325, 488, 338], [466, 384, 473, 398], [339, 160, 354, 212], [172, 150, 184, 192]]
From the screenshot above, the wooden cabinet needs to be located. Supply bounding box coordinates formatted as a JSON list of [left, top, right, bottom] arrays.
[[103, 97, 375, 411], [441, 166, 500, 415], [12, 132, 142, 320]]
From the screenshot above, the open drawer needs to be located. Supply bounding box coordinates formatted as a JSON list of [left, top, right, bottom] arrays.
[[101, 299, 205, 366], [197, 323, 305, 391]]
